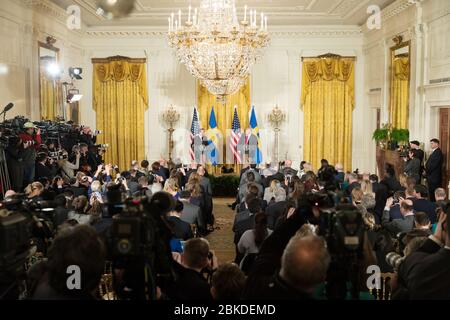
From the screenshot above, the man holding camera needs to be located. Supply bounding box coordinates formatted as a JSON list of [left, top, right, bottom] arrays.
[[19, 122, 42, 186]]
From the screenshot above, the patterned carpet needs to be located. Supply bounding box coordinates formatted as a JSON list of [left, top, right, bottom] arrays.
[[206, 197, 236, 264]]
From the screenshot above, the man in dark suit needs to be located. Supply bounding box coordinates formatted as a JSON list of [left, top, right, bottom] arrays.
[[167, 238, 215, 300], [197, 165, 214, 226], [413, 184, 438, 223], [425, 139, 444, 202], [35, 153, 57, 181], [382, 198, 415, 236], [265, 200, 288, 230], [394, 209, 450, 300], [166, 201, 194, 240], [179, 190, 205, 235], [237, 128, 259, 165]]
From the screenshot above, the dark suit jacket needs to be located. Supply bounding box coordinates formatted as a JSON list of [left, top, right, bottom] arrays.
[[425, 148, 443, 184], [233, 210, 255, 244], [265, 201, 288, 230], [168, 262, 213, 300], [395, 238, 450, 300], [166, 216, 193, 240], [35, 162, 56, 180], [413, 198, 438, 224]]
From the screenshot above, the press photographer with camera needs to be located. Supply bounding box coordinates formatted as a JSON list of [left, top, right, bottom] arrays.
[[19, 122, 42, 186], [57, 149, 80, 180], [4, 136, 24, 192], [35, 152, 58, 181]]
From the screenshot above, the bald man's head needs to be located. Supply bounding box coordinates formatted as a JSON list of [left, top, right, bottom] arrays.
[[280, 235, 330, 293], [285, 160, 292, 168]]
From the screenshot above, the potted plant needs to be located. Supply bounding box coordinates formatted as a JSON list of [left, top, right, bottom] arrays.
[[390, 128, 409, 150], [372, 126, 390, 149]]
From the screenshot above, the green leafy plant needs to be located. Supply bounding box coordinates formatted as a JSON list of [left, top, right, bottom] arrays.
[[390, 128, 409, 144], [372, 128, 389, 142], [209, 175, 240, 197]]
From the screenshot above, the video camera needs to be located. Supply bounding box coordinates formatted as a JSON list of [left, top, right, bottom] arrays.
[[302, 192, 366, 300], [0, 194, 58, 299], [104, 189, 176, 300]]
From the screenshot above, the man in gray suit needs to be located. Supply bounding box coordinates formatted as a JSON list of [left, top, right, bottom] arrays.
[[404, 149, 421, 184], [382, 198, 415, 236], [237, 128, 259, 165], [239, 171, 263, 202], [179, 190, 205, 235], [193, 129, 207, 164]]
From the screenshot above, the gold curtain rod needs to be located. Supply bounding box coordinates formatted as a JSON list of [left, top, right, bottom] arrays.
[[92, 55, 146, 63], [301, 56, 356, 61]]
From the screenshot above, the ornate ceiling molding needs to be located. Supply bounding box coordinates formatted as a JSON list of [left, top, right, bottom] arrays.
[[381, 0, 416, 22], [20, 0, 68, 23], [85, 28, 362, 38]]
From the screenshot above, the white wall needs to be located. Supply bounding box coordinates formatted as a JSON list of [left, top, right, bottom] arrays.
[[0, 0, 85, 121], [363, 0, 450, 165]]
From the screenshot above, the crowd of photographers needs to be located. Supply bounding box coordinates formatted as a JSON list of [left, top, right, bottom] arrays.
[[1, 118, 449, 300]]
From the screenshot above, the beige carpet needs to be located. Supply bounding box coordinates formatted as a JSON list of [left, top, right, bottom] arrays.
[[206, 197, 236, 265]]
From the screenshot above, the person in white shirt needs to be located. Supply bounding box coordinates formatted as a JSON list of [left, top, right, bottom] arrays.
[[238, 212, 273, 255], [263, 179, 286, 204]]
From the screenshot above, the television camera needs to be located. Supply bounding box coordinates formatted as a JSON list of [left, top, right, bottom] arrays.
[[0, 195, 57, 299], [303, 192, 367, 300], [103, 187, 176, 300]]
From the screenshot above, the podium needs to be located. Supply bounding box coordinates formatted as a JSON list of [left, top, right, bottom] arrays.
[[376, 147, 405, 180]]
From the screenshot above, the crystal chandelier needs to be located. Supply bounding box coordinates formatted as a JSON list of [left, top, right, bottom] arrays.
[[168, 0, 270, 103]]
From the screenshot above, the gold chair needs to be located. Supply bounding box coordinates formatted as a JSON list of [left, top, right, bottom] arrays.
[[190, 224, 198, 238], [98, 262, 116, 300], [370, 272, 395, 300]]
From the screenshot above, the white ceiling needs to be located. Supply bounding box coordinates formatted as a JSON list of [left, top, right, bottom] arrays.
[[49, 0, 396, 27]]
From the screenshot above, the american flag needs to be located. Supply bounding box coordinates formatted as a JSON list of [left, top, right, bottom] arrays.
[[230, 106, 241, 163], [189, 107, 200, 161]]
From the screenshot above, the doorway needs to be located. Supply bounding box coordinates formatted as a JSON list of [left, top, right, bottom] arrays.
[[439, 108, 450, 193]]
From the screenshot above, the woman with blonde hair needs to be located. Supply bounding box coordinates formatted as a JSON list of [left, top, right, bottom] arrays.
[[164, 177, 180, 199], [25, 182, 44, 202], [351, 187, 377, 230], [68, 195, 91, 224], [399, 173, 408, 189], [263, 179, 286, 204], [185, 172, 204, 209]]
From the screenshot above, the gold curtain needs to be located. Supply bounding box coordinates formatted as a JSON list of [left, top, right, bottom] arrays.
[[40, 73, 61, 120], [92, 57, 148, 171], [197, 79, 251, 175], [390, 57, 410, 129], [301, 58, 355, 172]]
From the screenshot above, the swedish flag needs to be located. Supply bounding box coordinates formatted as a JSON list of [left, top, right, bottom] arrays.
[[249, 106, 263, 164], [208, 106, 220, 165]]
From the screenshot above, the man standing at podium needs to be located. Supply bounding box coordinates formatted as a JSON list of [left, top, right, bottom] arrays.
[[237, 128, 258, 165], [193, 128, 208, 165], [425, 138, 443, 202]]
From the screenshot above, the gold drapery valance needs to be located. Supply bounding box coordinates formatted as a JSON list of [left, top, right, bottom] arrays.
[[390, 57, 410, 129], [301, 58, 355, 110], [92, 57, 148, 171], [93, 57, 148, 109], [197, 79, 251, 175], [301, 57, 355, 172]]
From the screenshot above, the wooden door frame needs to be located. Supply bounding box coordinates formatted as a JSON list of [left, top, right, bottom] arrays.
[[439, 108, 450, 193]]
